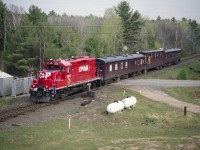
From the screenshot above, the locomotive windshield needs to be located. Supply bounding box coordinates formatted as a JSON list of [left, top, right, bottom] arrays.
[[47, 65, 60, 70]]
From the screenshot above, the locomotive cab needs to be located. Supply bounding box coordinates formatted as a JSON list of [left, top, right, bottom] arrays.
[[30, 59, 72, 102]]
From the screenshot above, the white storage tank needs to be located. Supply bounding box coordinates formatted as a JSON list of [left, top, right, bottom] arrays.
[[107, 101, 124, 114], [122, 96, 137, 109]]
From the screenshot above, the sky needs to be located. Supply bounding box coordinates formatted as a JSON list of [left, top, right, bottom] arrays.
[[3, 0, 200, 23]]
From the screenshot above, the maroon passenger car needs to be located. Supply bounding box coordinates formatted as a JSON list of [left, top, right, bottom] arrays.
[[96, 54, 145, 84], [164, 48, 181, 66], [140, 50, 165, 70]]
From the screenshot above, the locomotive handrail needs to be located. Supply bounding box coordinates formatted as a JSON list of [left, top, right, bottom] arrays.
[[53, 72, 59, 96]]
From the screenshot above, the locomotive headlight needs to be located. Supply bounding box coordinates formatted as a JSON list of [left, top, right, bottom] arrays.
[[45, 85, 48, 89], [32, 85, 35, 88]]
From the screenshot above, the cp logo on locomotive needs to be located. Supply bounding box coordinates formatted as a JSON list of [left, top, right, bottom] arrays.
[[39, 72, 51, 79], [79, 65, 89, 72]]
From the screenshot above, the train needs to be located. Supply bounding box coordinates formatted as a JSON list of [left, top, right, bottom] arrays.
[[30, 48, 181, 102]]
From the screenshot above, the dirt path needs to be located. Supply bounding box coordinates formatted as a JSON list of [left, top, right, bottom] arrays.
[[114, 79, 200, 114]]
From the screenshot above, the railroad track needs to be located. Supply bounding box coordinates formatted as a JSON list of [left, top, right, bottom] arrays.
[[0, 103, 47, 122], [0, 89, 96, 122]]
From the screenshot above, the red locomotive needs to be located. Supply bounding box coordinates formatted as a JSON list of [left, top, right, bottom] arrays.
[[30, 48, 181, 102], [30, 56, 100, 102]]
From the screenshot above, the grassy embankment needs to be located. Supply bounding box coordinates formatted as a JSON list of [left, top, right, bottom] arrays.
[[0, 98, 13, 106], [145, 58, 200, 106], [146, 59, 200, 80], [163, 87, 200, 106], [0, 87, 200, 149]]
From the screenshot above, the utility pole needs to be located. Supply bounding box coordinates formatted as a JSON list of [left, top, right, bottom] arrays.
[[175, 21, 178, 48], [144, 55, 147, 78], [2, 16, 6, 71], [39, 37, 42, 71], [144, 63, 147, 78]]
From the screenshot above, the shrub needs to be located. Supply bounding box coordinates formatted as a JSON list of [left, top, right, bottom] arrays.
[[177, 70, 187, 80]]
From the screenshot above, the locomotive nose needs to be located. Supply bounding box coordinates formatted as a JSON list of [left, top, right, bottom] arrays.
[[37, 84, 44, 92]]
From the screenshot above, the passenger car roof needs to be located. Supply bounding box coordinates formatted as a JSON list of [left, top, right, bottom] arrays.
[[96, 54, 144, 63], [165, 48, 181, 53], [140, 49, 164, 53]]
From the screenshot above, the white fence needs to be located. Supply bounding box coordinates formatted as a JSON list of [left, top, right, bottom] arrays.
[[11, 77, 32, 97]]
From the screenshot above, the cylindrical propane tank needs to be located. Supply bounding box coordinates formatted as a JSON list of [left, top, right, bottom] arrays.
[[122, 96, 137, 108], [107, 101, 124, 114]]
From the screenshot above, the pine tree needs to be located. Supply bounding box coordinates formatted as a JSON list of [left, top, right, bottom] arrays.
[[26, 5, 47, 25], [5, 16, 38, 76], [115, 1, 144, 50]]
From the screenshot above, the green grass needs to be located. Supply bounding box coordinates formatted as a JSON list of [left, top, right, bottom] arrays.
[[0, 87, 200, 149], [0, 97, 14, 106], [163, 87, 200, 106], [146, 59, 200, 80]]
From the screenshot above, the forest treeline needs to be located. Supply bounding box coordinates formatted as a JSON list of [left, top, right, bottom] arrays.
[[0, 1, 200, 76]]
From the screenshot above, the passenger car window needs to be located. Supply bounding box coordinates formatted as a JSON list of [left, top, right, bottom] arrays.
[[125, 62, 128, 68], [121, 62, 123, 69], [115, 64, 118, 70], [109, 64, 112, 72]]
